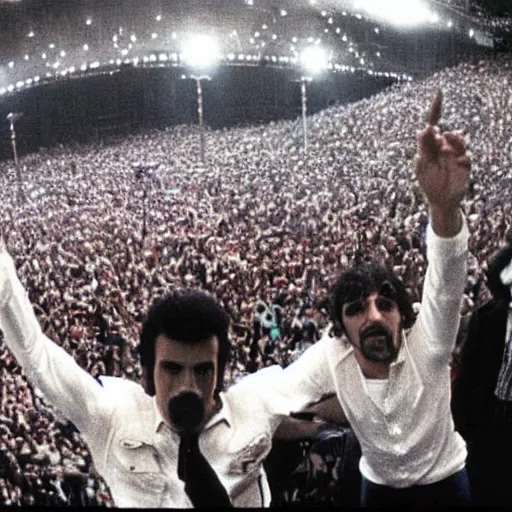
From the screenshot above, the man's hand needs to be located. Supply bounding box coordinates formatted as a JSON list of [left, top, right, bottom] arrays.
[[415, 90, 471, 237]]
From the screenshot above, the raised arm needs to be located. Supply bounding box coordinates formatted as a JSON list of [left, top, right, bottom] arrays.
[[414, 89, 470, 237], [0, 241, 113, 435], [413, 90, 471, 350]]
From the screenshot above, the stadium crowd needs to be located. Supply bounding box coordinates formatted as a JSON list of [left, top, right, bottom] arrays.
[[0, 53, 510, 506]]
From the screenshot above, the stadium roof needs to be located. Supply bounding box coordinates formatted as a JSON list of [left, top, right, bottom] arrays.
[[0, 0, 510, 95]]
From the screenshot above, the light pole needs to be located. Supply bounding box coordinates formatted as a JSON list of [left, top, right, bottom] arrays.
[[299, 46, 328, 156], [193, 75, 211, 164], [6, 112, 24, 203], [181, 34, 220, 164], [300, 77, 311, 155]]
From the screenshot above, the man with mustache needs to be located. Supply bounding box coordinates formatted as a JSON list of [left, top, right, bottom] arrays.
[[280, 89, 473, 507]]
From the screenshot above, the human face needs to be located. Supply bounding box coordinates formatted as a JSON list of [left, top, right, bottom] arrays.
[[154, 334, 219, 433], [342, 292, 402, 375]]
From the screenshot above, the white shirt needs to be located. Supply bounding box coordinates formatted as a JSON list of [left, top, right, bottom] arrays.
[[279, 219, 469, 488], [366, 379, 388, 404], [0, 250, 292, 508]]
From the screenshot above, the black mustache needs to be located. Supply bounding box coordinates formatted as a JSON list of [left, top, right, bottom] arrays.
[[360, 324, 391, 341], [168, 392, 205, 433]]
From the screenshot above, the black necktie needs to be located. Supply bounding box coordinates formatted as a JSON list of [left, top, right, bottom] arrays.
[[178, 433, 232, 508]]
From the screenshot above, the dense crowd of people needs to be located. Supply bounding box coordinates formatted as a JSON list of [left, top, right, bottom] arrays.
[[0, 53, 510, 506]]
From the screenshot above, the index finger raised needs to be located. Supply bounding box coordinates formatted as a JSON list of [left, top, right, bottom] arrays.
[[426, 89, 442, 126]]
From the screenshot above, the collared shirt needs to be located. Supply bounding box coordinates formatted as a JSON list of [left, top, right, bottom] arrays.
[[279, 219, 469, 488], [0, 250, 292, 508]]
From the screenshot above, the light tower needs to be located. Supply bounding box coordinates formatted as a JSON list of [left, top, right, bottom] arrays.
[[299, 46, 328, 155], [6, 112, 25, 203], [181, 34, 221, 164]]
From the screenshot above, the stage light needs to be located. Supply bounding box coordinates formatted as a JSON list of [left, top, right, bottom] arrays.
[[181, 34, 220, 71], [353, 0, 432, 27]]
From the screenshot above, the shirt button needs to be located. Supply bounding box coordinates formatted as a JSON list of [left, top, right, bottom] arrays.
[[390, 425, 402, 436], [393, 444, 406, 456]]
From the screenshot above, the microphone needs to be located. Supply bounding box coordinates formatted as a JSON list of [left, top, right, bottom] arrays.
[[168, 392, 204, 433]]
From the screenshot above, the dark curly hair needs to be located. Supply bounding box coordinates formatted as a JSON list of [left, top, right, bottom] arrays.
[[139, 289, 231, 396], [329, 262, 416, 336]]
